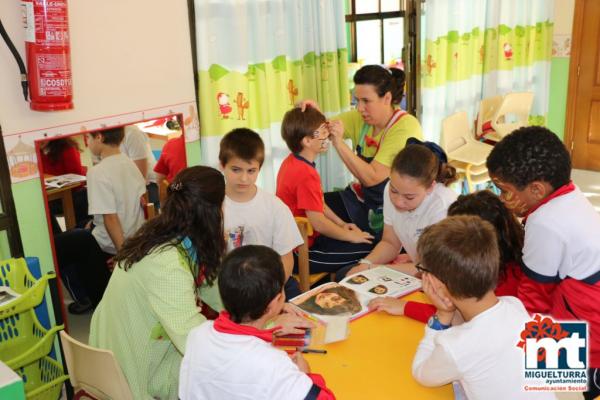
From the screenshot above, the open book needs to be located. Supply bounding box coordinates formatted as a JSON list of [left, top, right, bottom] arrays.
[[290, 266, 422, 323], [44, 174, 86, 189]]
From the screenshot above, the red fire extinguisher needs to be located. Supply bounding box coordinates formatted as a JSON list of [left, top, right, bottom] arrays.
[[21, 0, 73, 111]]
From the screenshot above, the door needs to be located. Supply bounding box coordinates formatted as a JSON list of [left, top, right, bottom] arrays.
[[566, 0, 600, 171]]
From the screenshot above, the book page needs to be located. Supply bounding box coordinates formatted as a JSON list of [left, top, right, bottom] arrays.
[[44, 173, 86, 189], [340, 266, 421, 298], [291, 282, 369, 321]]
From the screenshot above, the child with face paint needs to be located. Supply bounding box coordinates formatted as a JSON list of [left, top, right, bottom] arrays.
[[487, 126, 600, 400], [277, 106, 375, 275], [344, 141, 458, 278]]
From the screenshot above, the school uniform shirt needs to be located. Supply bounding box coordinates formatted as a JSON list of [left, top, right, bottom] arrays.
[[180, 321, 316, 400], [224, 187, 303, 254], [153, 134, 186, 183], [382, 182, 458, 261], [518, 186, 600, 368], [40, 145, 87, 176], [276, 154, 324, 246], [87, 153, 146, 254], [121, 125, 157, 184], [412, 297, 556, 400]]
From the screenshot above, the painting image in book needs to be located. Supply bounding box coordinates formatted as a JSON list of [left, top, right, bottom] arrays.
[[291, 266, 421, 321]]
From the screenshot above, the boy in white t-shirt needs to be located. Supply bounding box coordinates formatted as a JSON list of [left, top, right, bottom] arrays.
[[180, 245, 335, 400], [55, 127, 146, 314], [219, 128, 304, 298], [411, 216, 555, 400], [122, 125, 159, 206]]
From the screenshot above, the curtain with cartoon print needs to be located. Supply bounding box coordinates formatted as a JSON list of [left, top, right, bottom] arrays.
[[194, 0, 352, 192], [420, 0, 554, 143]]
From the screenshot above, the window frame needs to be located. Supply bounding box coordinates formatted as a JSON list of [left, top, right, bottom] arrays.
[[0, 127, 24, 258]]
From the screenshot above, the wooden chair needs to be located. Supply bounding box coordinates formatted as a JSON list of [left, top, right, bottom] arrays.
[[158, 179, 169, 207], [441, 111, 493, 193], [142, 192, 157, 220], [293, 217, 330, 293], [60, 331, 134, 400]]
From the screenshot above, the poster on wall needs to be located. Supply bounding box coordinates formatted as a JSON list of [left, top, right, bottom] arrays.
[[2, 101, 200, 183]]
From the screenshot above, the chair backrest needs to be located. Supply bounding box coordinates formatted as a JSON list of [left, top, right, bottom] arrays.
[[476, 95, 503, 138], [441, 111, 470, 154], [491, 92, 534, 136], [60, 331, 134, 400], [294, 217, 312, 293]]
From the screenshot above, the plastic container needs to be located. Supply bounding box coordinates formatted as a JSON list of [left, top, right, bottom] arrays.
[[0, 308, 64, 370], [16, 356, 68, 400], [0, 258, 55, 319]]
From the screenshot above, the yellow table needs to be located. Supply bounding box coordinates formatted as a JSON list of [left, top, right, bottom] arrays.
[[304, 292, 453, 400]]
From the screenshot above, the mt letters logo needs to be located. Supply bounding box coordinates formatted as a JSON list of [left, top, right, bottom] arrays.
[[518, 314, 588, 392]]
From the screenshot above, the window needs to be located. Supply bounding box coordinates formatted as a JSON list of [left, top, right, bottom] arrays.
[[346, 0, 405, 65], [345, 0, 421, 115], [0, 128, 24, 259]]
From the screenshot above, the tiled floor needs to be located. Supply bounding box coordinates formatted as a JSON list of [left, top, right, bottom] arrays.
[[573, 168, 600, 212]]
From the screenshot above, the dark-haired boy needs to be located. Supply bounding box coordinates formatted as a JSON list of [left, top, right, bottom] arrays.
[[277, 107, 374, 274], [219, 128, 303, 297], [56, 127, 146, 313], [411, 216, 555, 400], [487, 126, 600, 398], [179, 245, 335, 400]]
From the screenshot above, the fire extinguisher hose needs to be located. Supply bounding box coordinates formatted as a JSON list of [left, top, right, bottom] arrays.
[[0, 18, 29, 101]]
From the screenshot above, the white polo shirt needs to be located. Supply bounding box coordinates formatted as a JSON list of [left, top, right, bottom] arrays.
[[224, 187, 303, 254], [383, 182, 458, 261], [179, 321, 313, 400], [523, 186, 600, 281]]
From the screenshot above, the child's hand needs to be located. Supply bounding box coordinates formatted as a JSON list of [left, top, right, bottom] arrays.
[[272, 313, 314, 336], [368, 297, 406, 316], [342, 222, 360, 232], [346, 229, 374, 244], [422, 273, 455, 314], [281, 302, 303, 317], [290, 352, 311, 373], [346, 263, 370, 276]]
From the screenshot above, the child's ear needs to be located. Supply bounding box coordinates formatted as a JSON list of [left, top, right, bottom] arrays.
[[265, 292, 285, 316], [528, 181, 552, 201], [301, 135, 312, 148]]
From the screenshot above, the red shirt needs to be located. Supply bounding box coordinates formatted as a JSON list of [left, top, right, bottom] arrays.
[[40, 146, 87, 176], [404, 261, 524, 324], [276, 154, 324, 246], [153, 135, 186, 183]]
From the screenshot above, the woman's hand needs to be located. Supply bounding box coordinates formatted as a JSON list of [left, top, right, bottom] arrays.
[[368, 297, 407, 316], [326, 120, 344, 143], [290, 352, 311, 373], [272, 313, 314, 336], [296, 99, 321, 112]]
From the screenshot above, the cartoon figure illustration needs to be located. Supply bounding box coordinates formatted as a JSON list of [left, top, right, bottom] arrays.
[[288, 79, 298, 105], [8, 137, 38, 179], [217, 92, 232, 119], [424, 54, 437, 76], [503, 42, 513, 60], [227, 225, 245, 251], [235, 92, 249, 120]]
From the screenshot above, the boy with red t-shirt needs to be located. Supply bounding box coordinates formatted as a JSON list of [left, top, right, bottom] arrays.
[[487, 126, 600, 400], [276, 107, 373, 274]]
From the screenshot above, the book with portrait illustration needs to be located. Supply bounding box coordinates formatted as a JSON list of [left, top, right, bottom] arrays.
[[44, 173, 86, 189], [290, 266, 421, 325]]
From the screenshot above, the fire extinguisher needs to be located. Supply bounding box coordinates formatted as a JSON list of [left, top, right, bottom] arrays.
[[0, 1, 73, 111]]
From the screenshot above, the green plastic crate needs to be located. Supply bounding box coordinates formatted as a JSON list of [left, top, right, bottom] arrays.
[[0, 308, 64, 370], [16, 356, 68, 400], [0, 259, 55, 319]]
